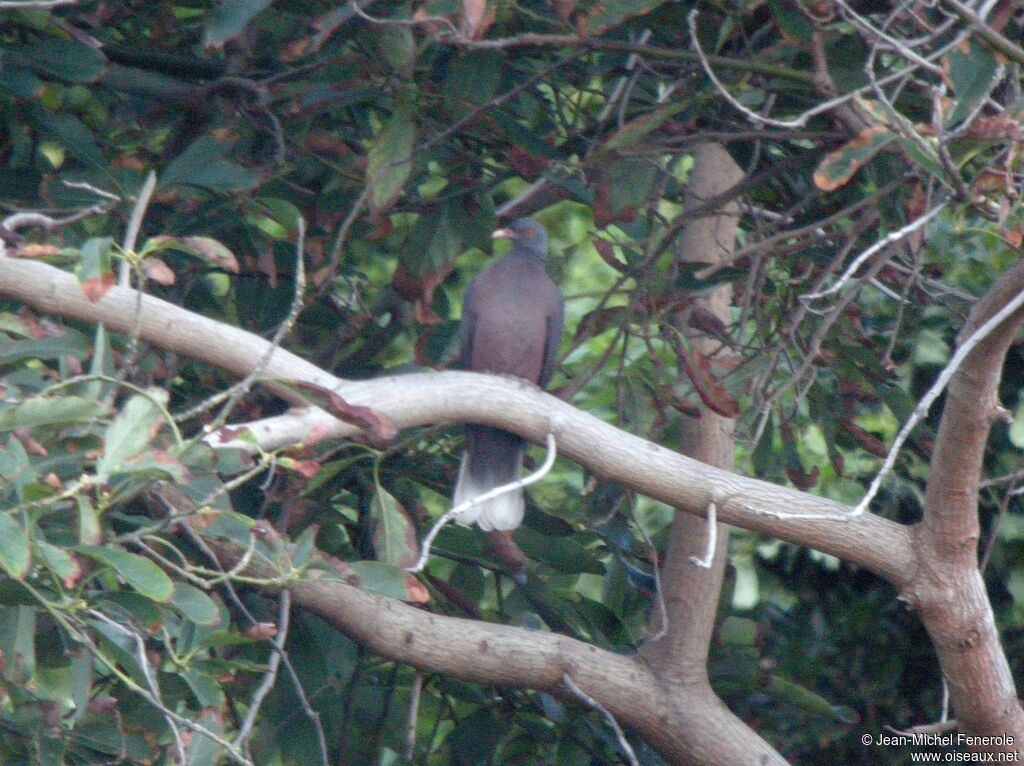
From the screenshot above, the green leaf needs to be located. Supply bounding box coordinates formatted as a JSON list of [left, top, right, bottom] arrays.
[[378, 24, 415, 74], [513, 527, 605, 575], [204, 0, 274, 48], [291, 524, 318, 568], [367, 103, 415, 213], [582, 0, 666, 34], [76, 546, 174, 603], [0, 605, 36, 683], [813, 127, 897, 191], [442, 51, 503, 115], [5, 39, 106, 84], [140, 235, 240, 273], [97, 394, 166, 480], [171, 584, 221, 627], [0, 396, 103, 433], [77, 496, 101, 546], [95, 591, 163, 633], [348, 561, 417, 601], [768, 675, 857, 721], [85, 323, 114, 402], [75, 236, 115, 294], [404, 200, 464, 275], [0, 331, 90, 363], [0, 514, 31, 579], [0, 66, 44, 99], [198, 509, 256, 546], [945, 39, 999, 128], [251, 197, 302, 237], [602, 102, 685, 153], [162, 136, 260, 191], [36, 541, 81, 587], [370, 487, 419, 568], [29, 105, 105, 170]]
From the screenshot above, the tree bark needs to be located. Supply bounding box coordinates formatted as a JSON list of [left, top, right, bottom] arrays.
[[639, 143, 784, 764]]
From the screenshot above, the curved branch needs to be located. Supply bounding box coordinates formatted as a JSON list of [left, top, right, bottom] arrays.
[[910, 258, 1024, 751], [0, 256, 914, 586], [197, 531, 757, 764]]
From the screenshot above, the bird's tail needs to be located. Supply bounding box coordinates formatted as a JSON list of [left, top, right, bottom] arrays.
[[452, 426, 525, 531]]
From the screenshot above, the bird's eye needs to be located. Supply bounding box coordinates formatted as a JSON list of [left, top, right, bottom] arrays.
[[525, 230, 535, 238]]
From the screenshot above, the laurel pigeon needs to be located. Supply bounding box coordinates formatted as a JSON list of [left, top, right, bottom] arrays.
[[452, 218, 564, 531]]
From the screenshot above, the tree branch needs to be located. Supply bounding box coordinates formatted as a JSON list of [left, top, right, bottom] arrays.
[[908, 258, 1024, 753], [0, 255, 913, 581]]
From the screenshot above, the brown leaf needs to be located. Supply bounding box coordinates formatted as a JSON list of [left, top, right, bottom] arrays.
[[392, 260, 455, 327], [303, 131, 351, 160], [658, 385, 701, 417], [12, 243, 60, 259], [593, 239, 627, 272], [244, 622, 278, 640], [842, 420, 888, 458], [687, 304, 729, 339], [324, 555, 359, 584], [15, 428, 48, 457], [813, 126, 896, 192], [553, 0, 578, 21], [681, 349, 741, 418], [487, 530, 527, 576], [786, 464, 820, 490], [283, 458, 321, 478], [460, 0, 494, 40], [81, 273, 117, 303], [404, 575, 431, 604], [292, 381, 398, 445], [507, 146, 548, 180], [141, 257, 176, 285]]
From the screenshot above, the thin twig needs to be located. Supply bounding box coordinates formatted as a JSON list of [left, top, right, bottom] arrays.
[[0, 0, 75, 6], [855, 288, 1024, 516], [561, 673, 639, 766], [237, 591, 291, 752], [176, 217, 308, 425], [407, 433, 558, 573], [688, 500, 718, 569], [350, 0, 458, 36], [119, 170, 157, 286], [801, 203, 947, 302], [405, 671, 423, 761], [632, 503, 669, 642]]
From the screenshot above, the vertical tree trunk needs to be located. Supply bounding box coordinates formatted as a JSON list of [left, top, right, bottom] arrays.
[[640, 143, 785, 764]]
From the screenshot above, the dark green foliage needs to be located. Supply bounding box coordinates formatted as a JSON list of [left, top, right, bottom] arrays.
[[0, 1, 1022, 764]]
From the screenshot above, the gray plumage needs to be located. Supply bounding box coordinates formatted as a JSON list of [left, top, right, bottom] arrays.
[[452, 219, 564, 530]]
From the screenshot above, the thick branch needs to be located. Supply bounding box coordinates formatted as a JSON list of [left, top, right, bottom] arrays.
[[0, 256, 913, 583], [198, 533, 691, 762], [910, 258, 1024, 751]]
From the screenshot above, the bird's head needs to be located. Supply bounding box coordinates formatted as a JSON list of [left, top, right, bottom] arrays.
[[492, 218, 548, 260]]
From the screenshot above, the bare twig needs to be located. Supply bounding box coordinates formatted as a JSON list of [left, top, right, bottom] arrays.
[[405, 671, 424, 761], [561, 673, 639, 766], [237, 591, 291, 752], [688, 500, 718, 569], [176, 216, 308, 425], [0, 0, 76, 6], [855, 287, 1024, 516], [350, 0, 458, 36], [407, 433, 558, 573], [940, 0, 1024, 65], [801, 203, 947, 302], [120, 170, 158, 286]]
